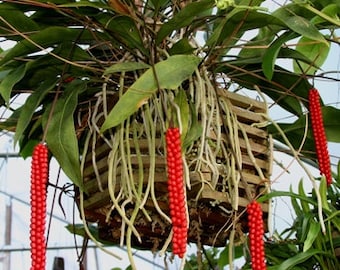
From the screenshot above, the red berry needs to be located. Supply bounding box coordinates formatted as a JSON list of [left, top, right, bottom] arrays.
[[247, 201, 266, 270], [309, 88, 332, 186], [166, 127, 187, 258], [30, 143, 48, 270]]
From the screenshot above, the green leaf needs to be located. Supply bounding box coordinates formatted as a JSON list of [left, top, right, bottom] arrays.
[[277, 47, 315, 64], [100, 55, 200, 132], [206, 9, 284, 49], [238, 26, 276, 59], [174, 89, 190, 142], [66, 223, 97, 239], [277, 249, 326, 270], [43, 80, 86, 189], [262, 32, 298, 80], [321, 106, 340, 142], [169, 38, 196, 55], [258, 190, 316, 205], [156, 0, 214, 44], [66, 223, 116, 246], [104, 16, 148, 56], [104, 62, 150, 75], [268, 106, 340, 158], [35, 0, 70, 3], [305, 2, 340, 26], [59, 1, 109, 9], [0, 27, 92, 66], [337, 160, 340, 185], [273, 4, 328, 45], [319, 176, 330, 211], [183, 102, 203, 150], [20, 139, 40, 159], [300, 214, 312, 243], [0, 3, 40, 38], [14, 78, 58, 145], [293, 36, 330, 75], [303, 220, 321, 252], [298, 181, 310, 213], [0, 107, 21, 132], [216, 63, 310, 116], [0, 64, 27, 104], [218, 245, 243, 268], [290, 185, 303, 217]]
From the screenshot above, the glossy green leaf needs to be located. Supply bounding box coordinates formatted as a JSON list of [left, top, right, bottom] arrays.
[[319, 176, 330, 211], [169, 38, 196, 55], [149, 0, 171, 13], [156, 0, 214, 44], [216, 63, 309, 116], [238, 26, 276, 59], [100, 55, 200, 132], [277, 47, 315, 64], [337, 160, 340, 185], [59, 1, 108, 9], [322, 106, 340, 142], [311, 4, 340, 25], [298, 181, 310, 213], [66, 223, 97, 240], [303, 220, 321, 252], [104, 16, 147, 55], [277, 249, 326, 270], [218, 244, 243, 267], [43, 80, 86, 189], [14, 78, 58, 145], [36, 0, 71, 3], [258, 190, 316, 205], [66, 223, 117, 246], [262, 32, 298, 80], [300, 214, 313, 243], [293, 36, 330, 75], [174, 89, 190, 142], [206, 9, 283, 49], [0, 70, 11, 81], [183, 102, 203, 150], [20, 139, 40, 159], [0, 27, 92, 66], [290, 185, 303, 217], [268, 106, 340, 158], [0, 3, 40, 38], [0, 107, 21, 132], [0, 64, 27, 104], [104, 62, 150, 75], [273, 4, 327, 45]]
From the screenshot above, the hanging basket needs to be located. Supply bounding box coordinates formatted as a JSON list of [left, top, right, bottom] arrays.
[[76, 87, 272, 251]]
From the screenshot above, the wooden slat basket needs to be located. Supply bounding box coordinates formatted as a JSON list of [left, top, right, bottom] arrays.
[[77, 88, 272, 251]]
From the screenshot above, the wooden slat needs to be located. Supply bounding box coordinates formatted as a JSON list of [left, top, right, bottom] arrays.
[[200, 187, 269, 211], [231, 106, 265, 123], [217, 89, 266, 113]]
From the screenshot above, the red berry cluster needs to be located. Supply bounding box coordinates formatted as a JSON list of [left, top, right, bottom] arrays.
[[247, 201, 266, 270], [30, 143, 49, 270], [308, 88, 332, 186], [166, 127, 187, 258]]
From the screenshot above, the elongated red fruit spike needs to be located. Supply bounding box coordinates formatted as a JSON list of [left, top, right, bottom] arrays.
[[165, 127, 187, 258], [308, 88, 332, 186], [30, 143, 49, 270], [247, 201, 266, 270]]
